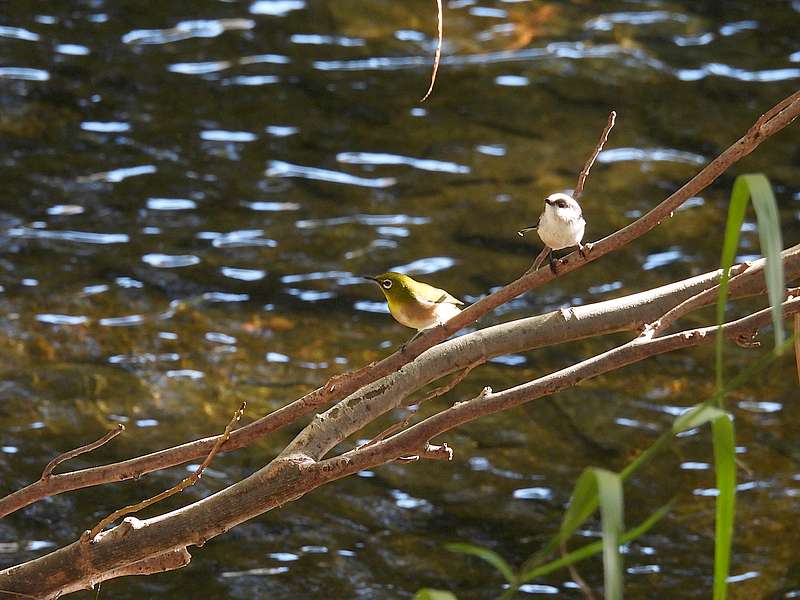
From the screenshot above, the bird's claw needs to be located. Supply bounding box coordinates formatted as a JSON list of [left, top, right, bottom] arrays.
[[578, 242, 592, 259]]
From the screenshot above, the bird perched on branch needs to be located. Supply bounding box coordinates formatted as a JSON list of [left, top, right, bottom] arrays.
[[362, 272, 463, 331], [518, 192, 587, 272]]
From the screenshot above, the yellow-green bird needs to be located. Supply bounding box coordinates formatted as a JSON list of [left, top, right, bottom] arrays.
[[363, 272, 463, 330]]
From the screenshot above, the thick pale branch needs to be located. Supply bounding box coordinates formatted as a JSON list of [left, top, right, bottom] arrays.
[[281, 246, 800, 463], [56, 525, 191, 599], [342, 297, 800, 465]]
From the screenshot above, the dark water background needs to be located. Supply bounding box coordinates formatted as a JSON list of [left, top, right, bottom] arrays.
[[1, 0, 800, 598]]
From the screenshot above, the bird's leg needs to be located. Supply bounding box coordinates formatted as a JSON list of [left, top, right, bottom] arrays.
[[399, 329, 425, 353], [548, 249, 559, 274], [526, 246, 551, 274]]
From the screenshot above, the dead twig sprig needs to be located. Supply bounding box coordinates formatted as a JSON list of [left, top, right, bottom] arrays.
[[40, 424, 125, 480], [84, 402, 246, 542], [360, 361, 481, 450], [574, 111, 617, 199], [420, 0, 443, 102]]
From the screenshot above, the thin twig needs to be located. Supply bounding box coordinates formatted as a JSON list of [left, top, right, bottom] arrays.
[[574, 111, 617, 199], [361, 362, 481, 449], [646, 262, 752, 336], [420, 0, 443, 102], [84, 403, 246, 542], [40, 424, 125, 480], [561, 539, 597, 600], [409, 361, 481, 406]]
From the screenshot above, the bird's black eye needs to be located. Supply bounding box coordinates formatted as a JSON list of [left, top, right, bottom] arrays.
[[381, 279, 392, 289], [557, 201, 566, 208]]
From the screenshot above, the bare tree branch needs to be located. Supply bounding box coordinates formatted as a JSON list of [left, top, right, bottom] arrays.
[[346, 297, 800, 465], [40, 425, 125, 480], [280, 246, 800, 465], [2, 246, 797, 518], [1, 296, 798, 599], [1, 92, 799, 599]]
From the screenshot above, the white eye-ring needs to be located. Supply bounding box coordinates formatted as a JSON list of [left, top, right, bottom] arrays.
[[381, 279, 393, 289]]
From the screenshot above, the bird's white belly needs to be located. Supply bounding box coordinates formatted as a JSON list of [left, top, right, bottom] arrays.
[[431, 302, 461, 328], [537, 212, 585, 250]]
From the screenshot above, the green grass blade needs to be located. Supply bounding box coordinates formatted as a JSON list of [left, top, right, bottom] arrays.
[[712, 414, 736, 600], [745, 174, 785, 347], [520, 501, 672, 583], [521, 469, 600, 571], [559, 469, 600, 541], [673, 404, 730, 434], [716, 174, 785, 398], [712, 173, 782, 600], [445, 543, 515, 584], [716, 176, 750, 393], [595, 469, 625, 600]]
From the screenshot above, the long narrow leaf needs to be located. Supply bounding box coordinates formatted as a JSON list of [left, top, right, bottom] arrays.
[[445, 543, 515, 584], [712, 173, 782, 600], [596, 469, 625, 600], [716, 174, 785, 398], [521, 469, 600, 571], [716, 177, 750, 393], [745, 174, 785, 347], [520, 501, 673, 582], [672, 404, 730, 434], [712, 415, 736, 600], [559, 469, 601, 542]]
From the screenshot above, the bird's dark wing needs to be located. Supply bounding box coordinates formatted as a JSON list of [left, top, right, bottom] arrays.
[[415, 280, 464, 305], [434, 291, 464, 306]]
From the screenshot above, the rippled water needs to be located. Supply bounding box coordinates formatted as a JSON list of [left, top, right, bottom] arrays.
[[1, 1, 800, 598]]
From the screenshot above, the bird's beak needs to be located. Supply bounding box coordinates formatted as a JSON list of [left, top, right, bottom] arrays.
[[517, 225, 537, 237], [544, 197, 554, 206], [359, 275, 378, 283]]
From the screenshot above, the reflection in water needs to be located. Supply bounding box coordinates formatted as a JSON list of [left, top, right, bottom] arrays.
[[266, 160, 398, 188], [336, 152, 470, 174], [1, 0, 799, 598]]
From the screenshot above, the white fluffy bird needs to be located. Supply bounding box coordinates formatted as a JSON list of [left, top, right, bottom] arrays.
[[518, 192, 587, 272]]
